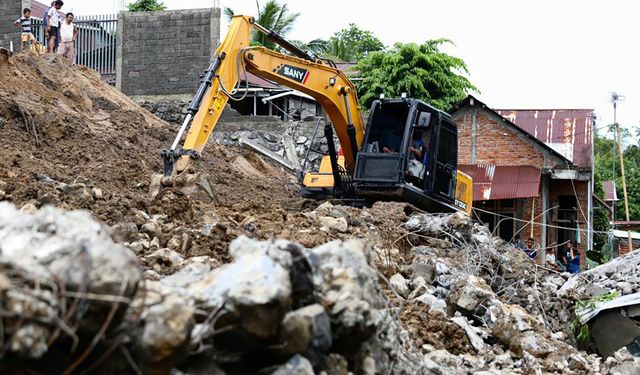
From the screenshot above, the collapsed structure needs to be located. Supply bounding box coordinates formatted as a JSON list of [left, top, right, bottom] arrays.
[[0, 51, 639, 374]]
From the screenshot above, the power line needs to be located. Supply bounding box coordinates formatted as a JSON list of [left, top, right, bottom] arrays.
[[472, 206, 610, 235]]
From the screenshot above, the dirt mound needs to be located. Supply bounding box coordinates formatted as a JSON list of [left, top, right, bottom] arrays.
[[0, 50, 301, 261]]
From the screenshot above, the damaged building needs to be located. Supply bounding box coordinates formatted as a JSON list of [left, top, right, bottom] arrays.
[[450, 95, 596, 261]]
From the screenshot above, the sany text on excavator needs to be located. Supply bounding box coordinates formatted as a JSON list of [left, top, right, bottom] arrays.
[[157, 15, 473, 215]]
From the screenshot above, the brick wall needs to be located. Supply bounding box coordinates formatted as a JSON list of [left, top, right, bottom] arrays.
[[116, 8, 220, 97], [0, 0, 22, 50], [454, 109, 562, 169]]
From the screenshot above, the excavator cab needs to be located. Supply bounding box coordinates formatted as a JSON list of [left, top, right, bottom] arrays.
[[350, 98, 466, 213], [302, 98, 472, 214]]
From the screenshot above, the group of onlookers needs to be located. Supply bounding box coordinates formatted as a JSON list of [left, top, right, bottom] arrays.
[[13, 1, 78, 64], [511, 235, 581, 273]]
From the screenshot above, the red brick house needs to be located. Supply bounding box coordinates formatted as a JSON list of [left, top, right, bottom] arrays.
[[450, 95, 595, 261]]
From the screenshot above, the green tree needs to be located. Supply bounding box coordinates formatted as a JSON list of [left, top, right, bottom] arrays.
[[224, 0, 300, 50], [291, 38, 329, 56], [594, 128, 640, 221], [325, 24, 384, 62], [355, 40, 477, 110], [127, 0, 166, 11], [590, 168, 611, 262]]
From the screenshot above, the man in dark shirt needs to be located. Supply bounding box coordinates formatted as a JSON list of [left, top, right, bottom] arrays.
[[557, 242, 570, 272]]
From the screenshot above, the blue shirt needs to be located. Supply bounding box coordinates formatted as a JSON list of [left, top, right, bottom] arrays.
[[411, 139, 428, 164], [568, 255, 581, 274]]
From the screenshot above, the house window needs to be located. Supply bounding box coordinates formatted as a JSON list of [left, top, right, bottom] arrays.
[[500, 199, 515, 208]]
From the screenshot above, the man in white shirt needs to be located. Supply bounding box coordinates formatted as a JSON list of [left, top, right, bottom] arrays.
[[59, 13, 78, 64], [46, 0, 63, 53]]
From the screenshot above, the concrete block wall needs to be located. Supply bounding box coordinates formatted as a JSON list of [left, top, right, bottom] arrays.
[[0, 0, 22, 50], [116, 8, 220, 98]]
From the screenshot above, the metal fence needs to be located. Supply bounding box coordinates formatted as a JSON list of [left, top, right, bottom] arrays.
[[31, 14, 118, 85]]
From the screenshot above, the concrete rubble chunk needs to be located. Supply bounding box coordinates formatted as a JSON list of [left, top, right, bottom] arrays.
[[141, 220, 163, 239], [132, 281, 194, 375], [272, 354, 315, 375], [451, 315, 487, 352], [307, 239, 382, 353], [318, 216, 348, 232], [279, 304, 332, 364], [161, 236, 293, 356], [110, 221, 139, 243], [146, 248, 184, 271], [0, 202, 141, 364], [414, 292, 447, 315], [447, 275, 497, 315], [389, 273, 410, 298]]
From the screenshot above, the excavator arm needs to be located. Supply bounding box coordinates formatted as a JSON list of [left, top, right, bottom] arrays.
[[163, 15, 364, 178]]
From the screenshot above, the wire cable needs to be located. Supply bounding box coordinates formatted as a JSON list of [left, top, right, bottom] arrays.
[[216, 47, 257, 102], [472, 206, 610, 234]]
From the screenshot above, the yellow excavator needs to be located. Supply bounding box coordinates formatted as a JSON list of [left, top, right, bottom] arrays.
[[159, 15, 473, 215]]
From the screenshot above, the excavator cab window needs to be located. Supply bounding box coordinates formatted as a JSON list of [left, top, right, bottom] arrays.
[[354, 101, 410, 183], [405, 113, 433, 188], [363, 101, 410, 154]]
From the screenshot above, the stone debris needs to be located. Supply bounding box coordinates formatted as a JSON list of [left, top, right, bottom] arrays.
[[1, 53, 639, 373]]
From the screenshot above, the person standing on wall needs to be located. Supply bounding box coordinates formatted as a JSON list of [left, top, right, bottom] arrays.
[[14, 8, 42, 55], [46, 0, 64, 53], [59, 13, 77, 64]]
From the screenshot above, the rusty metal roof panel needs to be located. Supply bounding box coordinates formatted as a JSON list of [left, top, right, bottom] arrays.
[[603, 180, 618, 201], [459, 164, 541, 201], [496, 109, 594, 169]]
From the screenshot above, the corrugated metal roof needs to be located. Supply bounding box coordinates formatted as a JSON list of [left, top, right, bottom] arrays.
[[576, 292, 640, 325], [495, 109, 594, 169], [458, 164, 541, 201], [449, 96, 572, 166], [603, 180, 618, 201]]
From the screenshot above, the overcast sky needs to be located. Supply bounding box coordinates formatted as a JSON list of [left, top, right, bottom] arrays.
[[60, 0, 640, 140]]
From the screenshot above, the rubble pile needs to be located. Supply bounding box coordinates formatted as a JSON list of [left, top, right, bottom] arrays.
[[0, 202, 427, 374], [140, 99, 330, 172], [376, 212, 640, 374], [559, 250, 640, 300]]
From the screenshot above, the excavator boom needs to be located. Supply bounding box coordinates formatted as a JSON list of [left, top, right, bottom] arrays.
[[158, 15, 473, 216], [163, 15, 363, 177]]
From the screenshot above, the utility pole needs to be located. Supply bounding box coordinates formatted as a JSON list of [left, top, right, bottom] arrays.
[[611, 92, 633, 253]]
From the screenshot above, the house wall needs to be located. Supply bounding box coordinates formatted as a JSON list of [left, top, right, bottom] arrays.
[[454, 109, 564, 169], [453, 105, 590, 267], [0, 0, 22, 50], [116, 8, 220, 98]]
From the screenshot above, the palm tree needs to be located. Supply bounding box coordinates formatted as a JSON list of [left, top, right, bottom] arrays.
[[224, 0, 300, 50]]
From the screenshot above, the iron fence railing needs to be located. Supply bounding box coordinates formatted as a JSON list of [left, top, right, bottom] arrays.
[[31, 14, 117, 85]]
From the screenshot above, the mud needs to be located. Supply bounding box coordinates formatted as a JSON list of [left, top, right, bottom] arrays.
[[0, 51, 308, 263]]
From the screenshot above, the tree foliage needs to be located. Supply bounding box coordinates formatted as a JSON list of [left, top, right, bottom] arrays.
[[224, 0, 299, 50], [594, 128, 640, 221], [355, 40, 477, 110], [591, 167, 611, 261], [127, 0, 166, 11], [325, 24, 384, 62]]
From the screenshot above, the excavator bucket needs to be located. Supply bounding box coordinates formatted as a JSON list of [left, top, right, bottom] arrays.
[[149, 171, 216, 201]]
